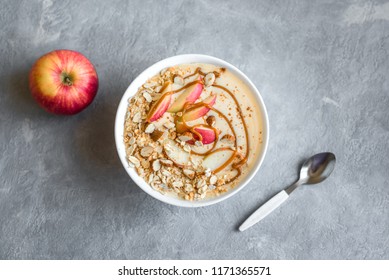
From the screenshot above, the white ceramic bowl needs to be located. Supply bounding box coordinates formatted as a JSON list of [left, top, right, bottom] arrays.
[[115, 54, 269, 207]]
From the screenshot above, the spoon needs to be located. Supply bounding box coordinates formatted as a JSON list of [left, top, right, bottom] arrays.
[[239, 152, 336, 232]]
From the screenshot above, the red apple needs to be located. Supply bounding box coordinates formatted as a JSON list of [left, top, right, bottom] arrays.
[[29, 50, 98, 115]]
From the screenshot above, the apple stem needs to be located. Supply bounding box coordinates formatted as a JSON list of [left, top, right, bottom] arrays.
[[64, 76, 72, 86], [61, 72, 73, 86]]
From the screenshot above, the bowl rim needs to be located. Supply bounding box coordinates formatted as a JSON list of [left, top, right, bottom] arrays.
[[114, 54, 269, 207]]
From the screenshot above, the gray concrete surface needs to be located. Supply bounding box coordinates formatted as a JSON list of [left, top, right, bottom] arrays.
[[1, 0, 389, 259]]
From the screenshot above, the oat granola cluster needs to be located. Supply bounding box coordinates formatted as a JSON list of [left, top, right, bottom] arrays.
[[124, 67, 228, 200]]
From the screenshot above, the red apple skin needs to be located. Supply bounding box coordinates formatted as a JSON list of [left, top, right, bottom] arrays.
[[29, 50, 98, 115], [183, 95, 217, 122], [168, 78, 203, 113], [146, 82, 172, 122], [188, 125, 216, 145], [175, 95, 217, 133], [146, 94, 171, 122]]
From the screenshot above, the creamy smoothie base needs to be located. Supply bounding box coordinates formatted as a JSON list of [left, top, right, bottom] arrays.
[[123, 63, 263, 200]]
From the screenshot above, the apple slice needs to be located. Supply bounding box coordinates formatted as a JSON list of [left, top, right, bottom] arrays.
[[146, 83, 172, 122], [163, 139, 190, 168], [183, 95, 216, 122], [202, 149, 235, 172], [167, 79, 203, 113], [189, 125, 217, 145]]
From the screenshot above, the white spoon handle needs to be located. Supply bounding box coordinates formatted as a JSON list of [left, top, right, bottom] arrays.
[[239, 190, 289, 232]]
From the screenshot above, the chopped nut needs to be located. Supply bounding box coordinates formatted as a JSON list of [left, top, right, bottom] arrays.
[[173, 74, 184, 85], [137, 167, 145, 176], [205, 168, 212, 177], [190, 157, 202, 168], [159, 159, 173, 167], [143, 91, 153, 102], [216, 178, 225, 186], [141, 159, 150, 168], [155, 146, 163, 154], [204, 72, 216, 87], [183, 144, 191, 152], [145, 123, 155, 134], [169, 131, 177, 140], [195, 141, 203, 147], [148, 173, 154, 184], [178, 132, 193, 142], [126, 145, 136, 155], [150, 129, 164, 141], [163, 143, 173, 153], [136, 138, 146, 147], [185, 183, 194, 192], [172, 181, 183, 188], [206, 115, 216, 127], [164, 121, 175, 129], [140, 146, 153, 157], [143, 82, 157, 89], [132, 112, 142, 123], [197, 179, 205, 189], [220, 134, 235, 144], [135, 98, 144, 106], [183, 169, 195, 179], [152, 160, 161, 171], [128, 156, 140, 167], [210, 175, 217, 185], [161, 169, 171, 177]]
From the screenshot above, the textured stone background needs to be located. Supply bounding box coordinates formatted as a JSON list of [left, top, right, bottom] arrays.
[[0, 0, 388, 259]]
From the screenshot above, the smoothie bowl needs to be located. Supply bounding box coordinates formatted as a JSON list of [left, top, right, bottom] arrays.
[[115, 54, 268, 207]]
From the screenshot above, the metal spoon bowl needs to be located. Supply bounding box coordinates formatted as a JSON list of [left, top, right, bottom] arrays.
[[239, 152, 336, 232]]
